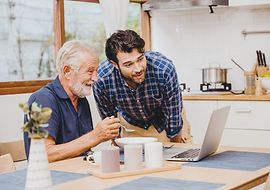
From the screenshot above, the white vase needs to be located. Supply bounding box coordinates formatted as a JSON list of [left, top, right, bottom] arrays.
[[25, 138, 52, 190]]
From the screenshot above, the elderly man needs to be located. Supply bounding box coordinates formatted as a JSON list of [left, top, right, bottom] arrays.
[[93, 30, 192, 143], [24, 40, 120, 162]]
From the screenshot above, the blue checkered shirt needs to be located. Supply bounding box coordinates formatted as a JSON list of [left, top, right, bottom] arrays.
[[93, 51, 183, 138]]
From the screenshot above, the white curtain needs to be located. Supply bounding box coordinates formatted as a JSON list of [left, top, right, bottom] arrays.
[[99, 0, 129, 38]]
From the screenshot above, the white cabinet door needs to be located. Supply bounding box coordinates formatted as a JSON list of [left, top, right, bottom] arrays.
[[183, 100, 218, 144], [221, 129, 270, 148], [229, 0, 270, 6], [184, 99, 270, 148], [218, 101, 270, 148], [218, 101, 270, 130]]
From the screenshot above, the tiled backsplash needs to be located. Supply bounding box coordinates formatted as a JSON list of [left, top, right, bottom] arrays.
[[151, 7, 270, 91]]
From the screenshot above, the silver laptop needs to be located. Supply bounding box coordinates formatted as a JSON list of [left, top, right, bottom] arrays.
[[164, 106, 231, 162]]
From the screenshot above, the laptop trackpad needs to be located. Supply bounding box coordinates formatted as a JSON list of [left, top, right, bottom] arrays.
[[163, 147, 188, 160]]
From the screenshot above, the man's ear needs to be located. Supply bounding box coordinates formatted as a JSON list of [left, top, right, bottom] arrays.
[[63, 65, 72, 79]]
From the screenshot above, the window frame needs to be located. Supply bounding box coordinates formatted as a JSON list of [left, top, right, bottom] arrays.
[[0, 0, 150, 95]]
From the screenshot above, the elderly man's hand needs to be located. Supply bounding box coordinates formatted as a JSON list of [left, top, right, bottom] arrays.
[[94, 116, 120, 142]]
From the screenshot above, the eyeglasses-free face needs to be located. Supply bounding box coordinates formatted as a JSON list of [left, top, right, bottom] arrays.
[[113, 49, 147, 89]]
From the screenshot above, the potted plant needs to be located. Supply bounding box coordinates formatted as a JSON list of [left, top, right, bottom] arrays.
[[19, 102, 53, 190]]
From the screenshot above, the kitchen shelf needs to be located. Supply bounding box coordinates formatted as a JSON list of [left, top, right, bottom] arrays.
[[241, 29, 270, 38]]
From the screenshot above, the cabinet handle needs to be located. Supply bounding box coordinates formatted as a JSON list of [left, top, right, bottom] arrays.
[[234, 109, 252, 113]]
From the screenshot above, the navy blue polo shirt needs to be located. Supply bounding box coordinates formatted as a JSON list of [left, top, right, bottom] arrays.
[[24, 76, 93, 158]]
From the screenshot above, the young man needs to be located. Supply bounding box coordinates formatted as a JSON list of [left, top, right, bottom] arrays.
[[93, 30, 192, 143], [24, 40, 120, 162]]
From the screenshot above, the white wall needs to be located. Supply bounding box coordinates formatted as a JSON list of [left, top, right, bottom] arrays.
[[0, 93, 101, 142], [151, 6, 270, 91], [0, 93, 30, 141]]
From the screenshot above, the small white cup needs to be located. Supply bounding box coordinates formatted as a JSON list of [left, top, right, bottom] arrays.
[[93, 151, 101, 165], [86, 151, 101, 165], [101, 147, 120, 173], [144, 142, 163, 168], [124, 144, 143, 171]]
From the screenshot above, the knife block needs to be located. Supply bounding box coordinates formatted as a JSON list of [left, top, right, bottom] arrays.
[[256, 65, 268, 77]]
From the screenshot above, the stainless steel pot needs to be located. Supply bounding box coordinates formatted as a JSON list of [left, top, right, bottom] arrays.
[[202, 67, 228, 84]]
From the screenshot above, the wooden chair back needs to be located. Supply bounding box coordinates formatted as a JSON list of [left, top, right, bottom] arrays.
[[0, 140, 26, 161], [264, 173, 270, 190], [0, 153, 16, 173]]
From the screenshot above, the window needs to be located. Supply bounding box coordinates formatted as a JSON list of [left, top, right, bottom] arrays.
[[64, 1, 140, 62], [0, 0, 145, 95], [0, 0, 55, 82]]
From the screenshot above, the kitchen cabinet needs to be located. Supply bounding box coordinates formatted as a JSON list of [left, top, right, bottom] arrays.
[[218, 101, 270, 148], [229, 0, 270, 6], [184, 99, 270, 148], [218, 101, 270, 130], [222, 129, 270, 148]]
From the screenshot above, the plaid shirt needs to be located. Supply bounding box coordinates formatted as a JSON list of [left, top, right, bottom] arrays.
[[93, 51, 183, 138]]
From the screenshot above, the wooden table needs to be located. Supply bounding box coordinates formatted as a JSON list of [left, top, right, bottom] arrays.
[[49, 144, 270, 190]]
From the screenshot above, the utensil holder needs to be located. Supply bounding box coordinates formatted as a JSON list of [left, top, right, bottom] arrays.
[[244, 71, 256, 95]]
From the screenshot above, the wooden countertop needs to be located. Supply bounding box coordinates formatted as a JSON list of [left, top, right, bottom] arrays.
[[183, 93, 270, 101]]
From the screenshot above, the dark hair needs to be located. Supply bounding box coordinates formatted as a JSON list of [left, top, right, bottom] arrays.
[[105, 30, 145, 63]]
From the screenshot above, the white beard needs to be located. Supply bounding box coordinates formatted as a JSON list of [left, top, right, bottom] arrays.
[[71, 81, 92, 98]]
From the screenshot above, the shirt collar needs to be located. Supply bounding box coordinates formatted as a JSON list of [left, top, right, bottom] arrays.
[[52, 76, 69, 99]]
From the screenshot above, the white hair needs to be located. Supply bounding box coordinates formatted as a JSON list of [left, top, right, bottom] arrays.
[[56, 40, 97, 73]]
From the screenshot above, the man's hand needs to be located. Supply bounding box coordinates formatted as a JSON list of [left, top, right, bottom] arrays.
[[170, 132, 186, 143], [94, 116, 121, 143], [170, 131, 193, 143]]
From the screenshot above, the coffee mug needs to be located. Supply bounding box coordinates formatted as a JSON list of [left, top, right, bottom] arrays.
[[86, 151, 101, 165], [124, 144, 142, 171], [101, 147, 120, 173], [93, 151, 101, 165], [144, 142, 163, 168]]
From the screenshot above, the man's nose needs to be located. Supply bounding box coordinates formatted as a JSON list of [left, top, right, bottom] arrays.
[[133, 62, 142, 72]]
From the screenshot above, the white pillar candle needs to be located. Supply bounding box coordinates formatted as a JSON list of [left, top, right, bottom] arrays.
[[124, 144, 143, 171], [101, 147, 120, 173], [144, 142, 163, 168]]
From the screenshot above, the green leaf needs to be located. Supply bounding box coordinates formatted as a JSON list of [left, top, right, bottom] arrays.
[[19, 102, 30, 114], [39, 108, 52, 123], [20, 101, 52, 139]]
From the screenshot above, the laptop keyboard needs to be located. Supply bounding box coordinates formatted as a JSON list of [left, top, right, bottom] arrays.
[[171, 148, 200, 159]]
